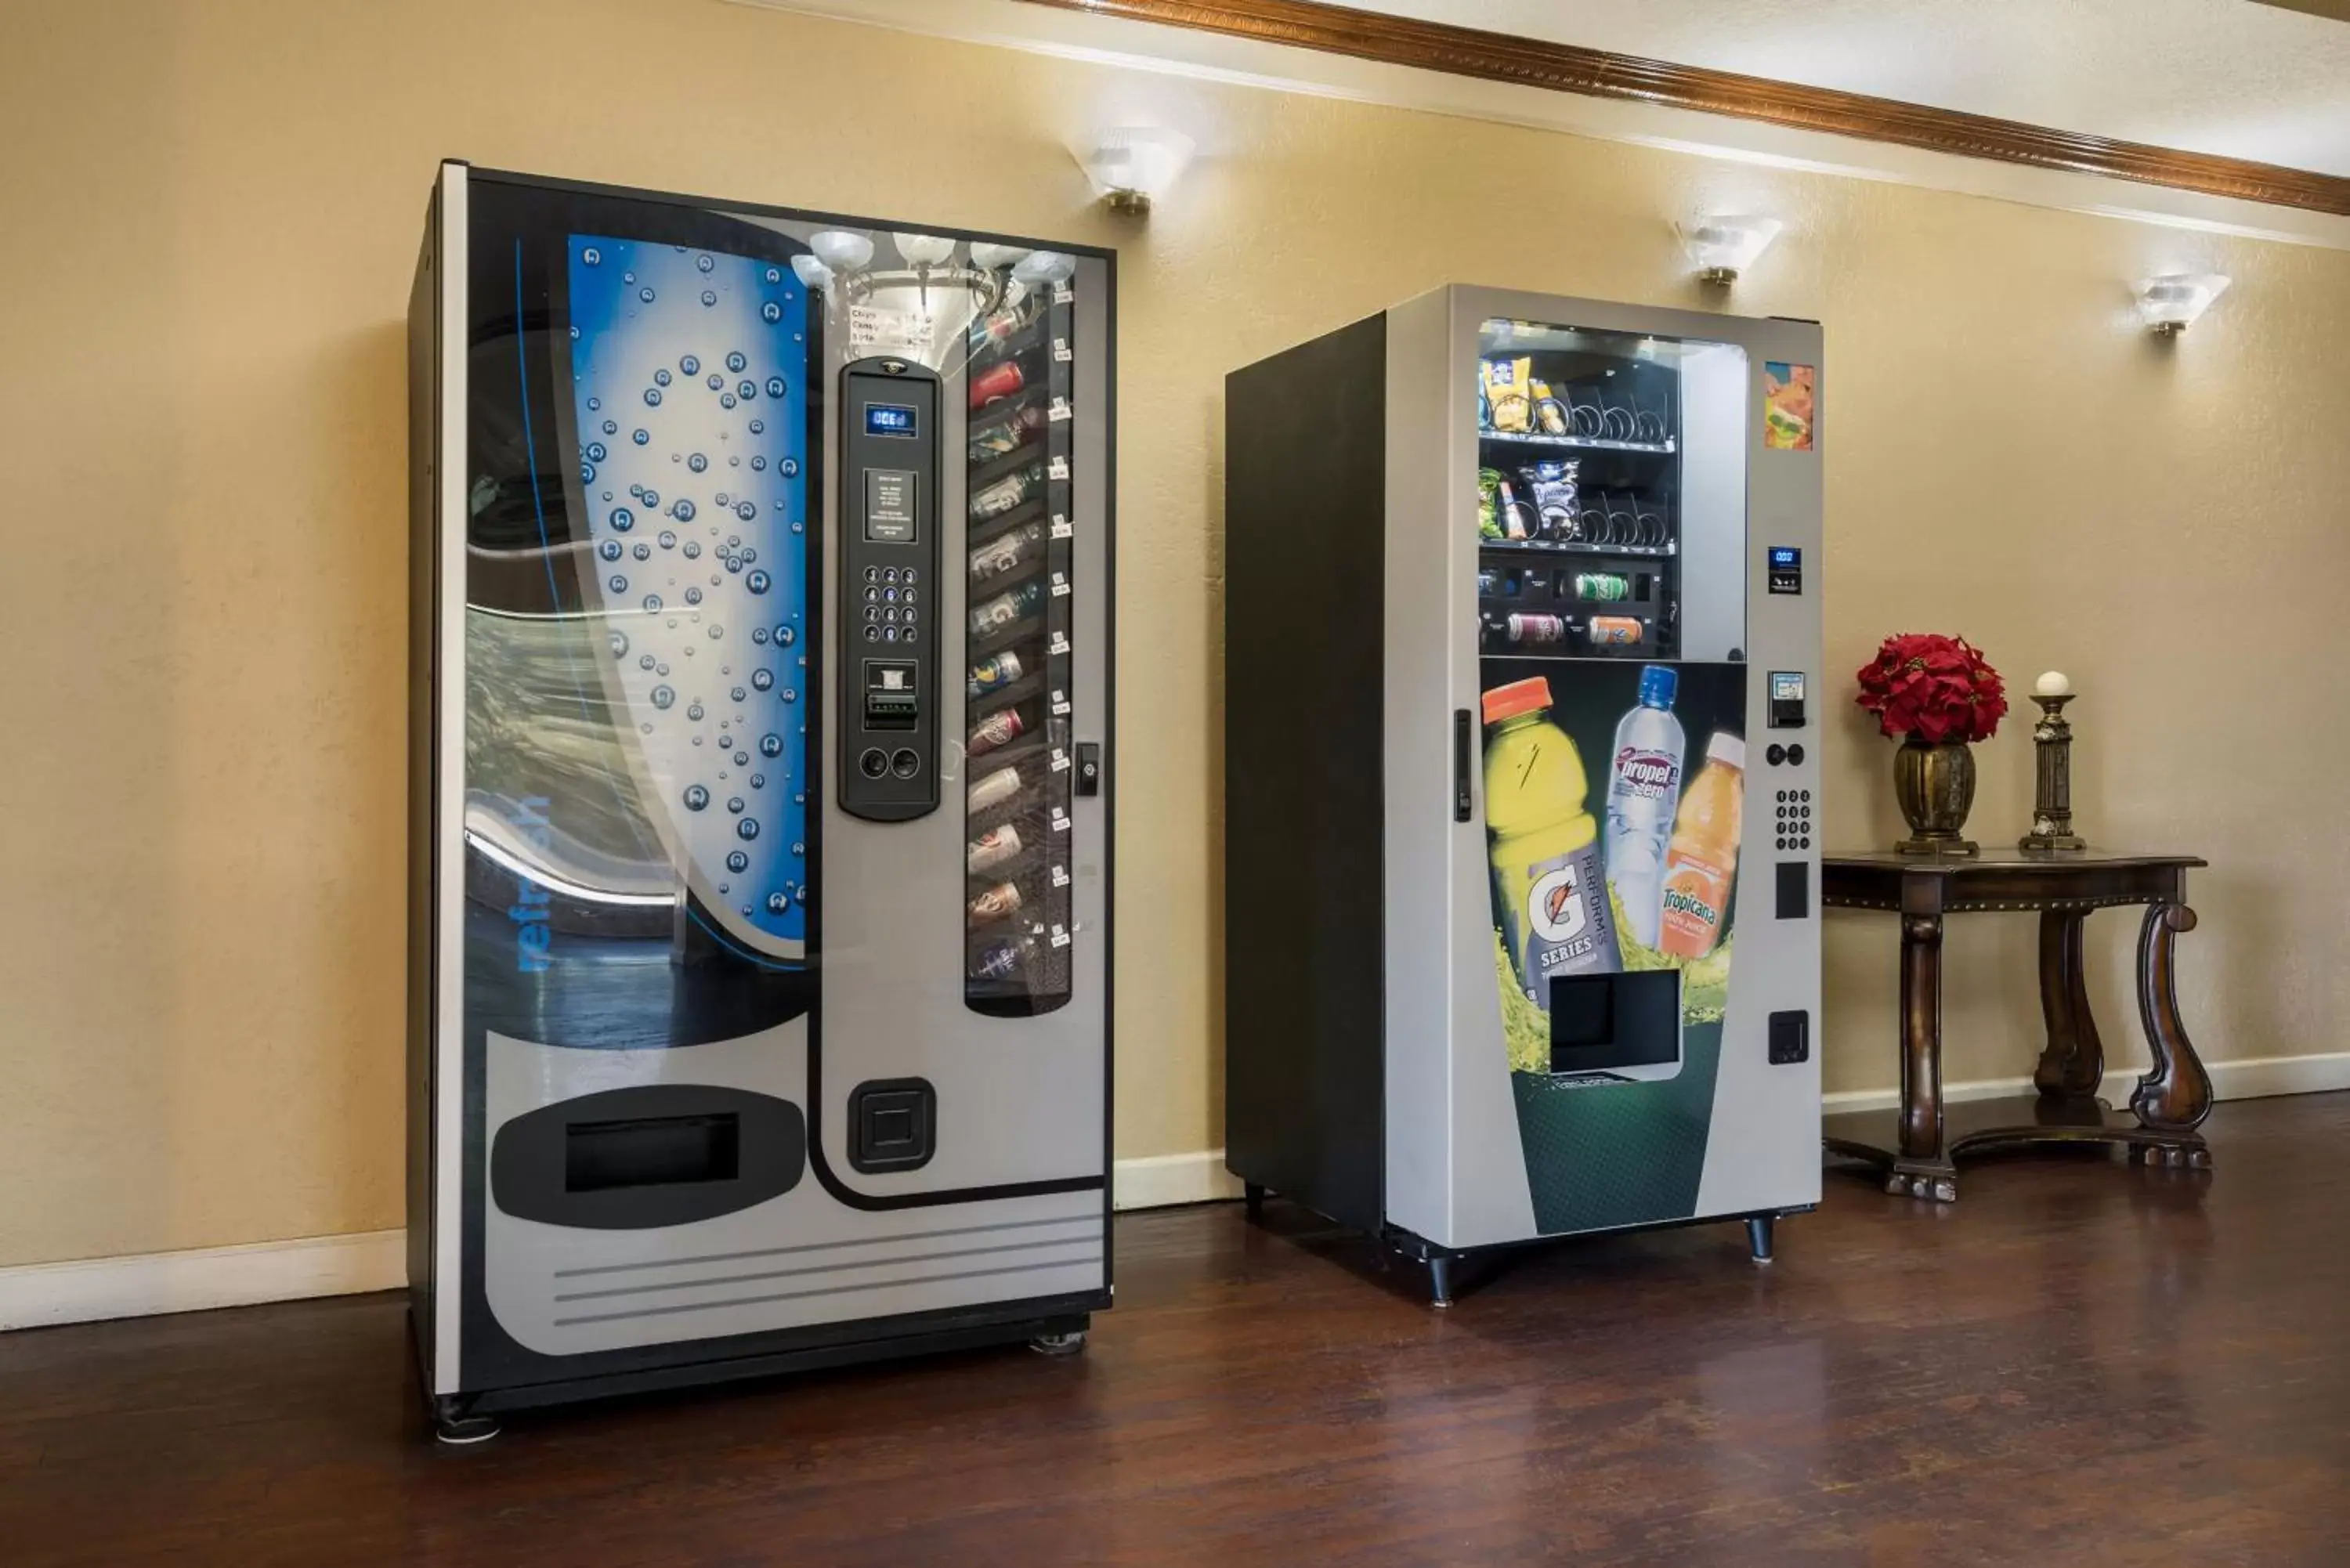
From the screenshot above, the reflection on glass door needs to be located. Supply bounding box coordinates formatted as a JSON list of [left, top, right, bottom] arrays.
[[963, 259, 1079, 1016]]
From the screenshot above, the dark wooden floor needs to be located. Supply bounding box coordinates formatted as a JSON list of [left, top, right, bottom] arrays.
[[5, 1094, 2348, 1567]]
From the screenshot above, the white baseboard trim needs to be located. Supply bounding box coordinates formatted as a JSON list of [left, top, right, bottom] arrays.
[[0, 1228, 406, 1333], [1112, 1148, 1245, 1210], [1822, 1050, 2350, 1115], [13, 1060, 2345, 1334]]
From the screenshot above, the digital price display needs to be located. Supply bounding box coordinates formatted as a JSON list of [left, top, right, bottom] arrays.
[[1767, 545, 1803, 596], [866, 403, 918, 438]]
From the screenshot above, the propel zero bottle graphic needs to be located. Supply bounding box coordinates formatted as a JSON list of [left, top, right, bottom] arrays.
[[1605, 665, 1687, 950], [1484, 677, 1622, 1003]]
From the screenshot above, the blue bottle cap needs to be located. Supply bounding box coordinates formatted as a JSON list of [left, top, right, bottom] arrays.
[[1638, 665, 1678, 709]]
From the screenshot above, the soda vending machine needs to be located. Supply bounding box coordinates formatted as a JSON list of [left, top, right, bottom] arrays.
[[407, 164, 1113, 1438], [1222, 286, 1821, 1302]]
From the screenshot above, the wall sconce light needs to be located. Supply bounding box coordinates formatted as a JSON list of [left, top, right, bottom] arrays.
[[2136, 273, 2230, 336], [808, 229, 875, 276], [1076, 126, 1195, 216], [1676, 214, 1783, 286]]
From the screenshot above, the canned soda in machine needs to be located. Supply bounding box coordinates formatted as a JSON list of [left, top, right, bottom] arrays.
[[1506, 612, 1569, 645]]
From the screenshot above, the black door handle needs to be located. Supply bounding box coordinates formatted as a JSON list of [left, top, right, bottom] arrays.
[[1454, 710, 1473, 822]]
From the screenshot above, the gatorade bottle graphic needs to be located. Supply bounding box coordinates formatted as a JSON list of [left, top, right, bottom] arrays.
[[1659, 732, 1744, 959], [1484, 677, 1622, 1003], [1605, 665, 1687, 950]]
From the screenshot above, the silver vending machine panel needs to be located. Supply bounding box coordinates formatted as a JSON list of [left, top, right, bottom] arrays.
[[1224, 286, 1821, 1293], [407, 164, 1114, 1433]]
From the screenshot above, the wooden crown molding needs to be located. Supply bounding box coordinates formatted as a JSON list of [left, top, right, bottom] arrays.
[[1014, 0, 2350, 217]]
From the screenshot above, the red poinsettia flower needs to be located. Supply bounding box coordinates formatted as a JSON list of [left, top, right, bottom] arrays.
[[1853, 634, 2006, 742]]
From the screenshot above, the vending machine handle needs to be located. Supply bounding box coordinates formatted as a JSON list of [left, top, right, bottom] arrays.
[[1454, 710, 1473, 822]]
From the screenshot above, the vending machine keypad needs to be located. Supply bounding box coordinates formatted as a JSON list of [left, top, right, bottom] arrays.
[[838, 359, 941, 820]]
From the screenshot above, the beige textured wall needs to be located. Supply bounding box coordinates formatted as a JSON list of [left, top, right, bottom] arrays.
[[4, 0, 2346, 1268]]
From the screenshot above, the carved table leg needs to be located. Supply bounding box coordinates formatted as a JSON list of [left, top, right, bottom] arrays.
[[2131, 903, 2214, 1167], [1891, 912, 1958, 1201], [2033, 909, 2106, 1098]]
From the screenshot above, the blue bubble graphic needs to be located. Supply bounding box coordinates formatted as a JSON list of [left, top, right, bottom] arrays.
[[607, 630, 629, 658], [761, 302, 781, 323], [658, 529, 677, 549], [638, 287, 655, 303], [580, 461, 595, 483], [761, 733, 783, 758], [654, 368, 672, 387], [726, 352, 747, 374], [736, 818, 759, 841], [673, 499, 696, 522], [641, 488, 659, 507], [688, 453, 707, 473], [633, 428, 650, 445], [602, 419, 617, 435], [643, 388, 662, 406], [748, 419, 765, 435], [747, 569, 771, 594], [750, 456, 767, 472], [765, 267, 781, 284], [683, 784, 709, 811], [752, 627, 769, 645], [775, 626, 796, 646], [707, 374, 723, 391], [765, 377, 786, 399], [599, 540, 622, 562], [737, 501, 757, 523], [586, 441, 607, 462], [766, 891, 789, 914], [681, 355, 700, 375], [638, 653, 656, 670], [683, 540, 702, 559], [697, 254, 715, 273], [751, 668, 774, 691], [780, 457, 800, 478], [727, 850, 748, 873], [606, 574, 627, 594], [686, 701, 704, 721], [720, 393, 736, 409], [609, 507, 633, 531], [685, 587, 703, 606], [642, 594, 663, 612], [700, 290, 717, 307], [651, 685, 674, 710], [582, 247, 602, 266]]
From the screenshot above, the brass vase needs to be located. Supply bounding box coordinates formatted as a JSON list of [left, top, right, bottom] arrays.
[[1893, 738, 1978, 856]]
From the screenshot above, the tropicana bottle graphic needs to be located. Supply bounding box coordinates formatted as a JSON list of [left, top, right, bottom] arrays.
[[1483, 677, 1623, 1003]]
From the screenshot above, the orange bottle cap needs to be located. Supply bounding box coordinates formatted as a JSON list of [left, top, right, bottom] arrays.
[[1481, 677, 1553, 725]]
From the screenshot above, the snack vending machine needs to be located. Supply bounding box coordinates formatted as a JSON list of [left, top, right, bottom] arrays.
[[407, 164, 1113, 1437], [1223, 286, 1820, 1302]]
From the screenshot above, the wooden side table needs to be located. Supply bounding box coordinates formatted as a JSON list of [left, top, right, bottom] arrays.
[[1820, 849, 2214, 1202]]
